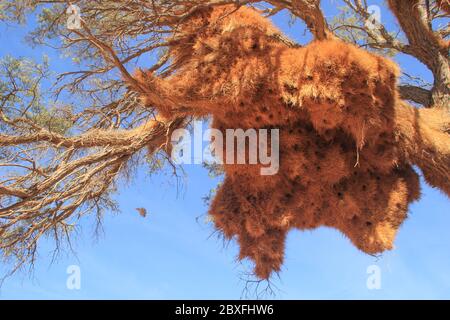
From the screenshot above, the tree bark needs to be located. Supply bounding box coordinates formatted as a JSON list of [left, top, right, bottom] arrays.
[[388, 0, 449, 109]]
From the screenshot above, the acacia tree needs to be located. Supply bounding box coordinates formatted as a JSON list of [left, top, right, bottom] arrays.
[[0, 0, 448, 280]]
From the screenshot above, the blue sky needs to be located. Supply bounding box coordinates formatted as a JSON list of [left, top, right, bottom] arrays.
[[0, 1, 449, 299]]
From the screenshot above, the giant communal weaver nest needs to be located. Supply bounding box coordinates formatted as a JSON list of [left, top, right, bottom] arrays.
[[135, 5, 450, 279]]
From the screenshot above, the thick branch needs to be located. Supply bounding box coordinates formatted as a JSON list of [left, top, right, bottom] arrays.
[[0, 117, 182, 149], [395, 101, 450, 196], [0, 186, 30, 199], [398, 85, 432, 106], [388, 0, 450, 108], [289, 0, 334, 40]]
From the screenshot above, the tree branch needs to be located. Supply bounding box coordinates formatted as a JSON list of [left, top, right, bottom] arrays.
[[283, 0, 334, 40], [388, 0, 450, 108], [395, 101, 450, 196], [398, 85, 432, 106]]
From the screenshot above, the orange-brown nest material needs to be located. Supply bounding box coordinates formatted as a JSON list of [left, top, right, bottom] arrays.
[[136, 5, 450, 279]]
